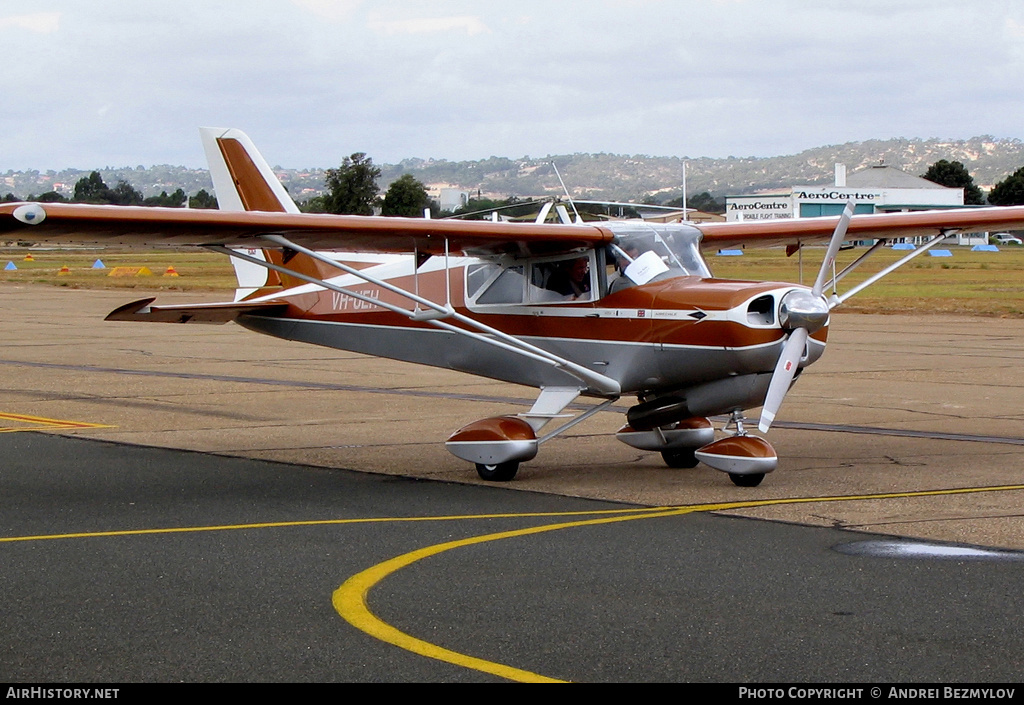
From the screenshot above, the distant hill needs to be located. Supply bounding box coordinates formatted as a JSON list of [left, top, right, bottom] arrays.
[[4, 136, 1024, 205]]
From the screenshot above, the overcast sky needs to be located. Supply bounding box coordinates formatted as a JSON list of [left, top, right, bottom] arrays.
[[3, 1, 1024, 170]]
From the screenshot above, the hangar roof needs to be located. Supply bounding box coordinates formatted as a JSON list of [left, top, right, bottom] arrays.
[[846, 164, 949, 189]]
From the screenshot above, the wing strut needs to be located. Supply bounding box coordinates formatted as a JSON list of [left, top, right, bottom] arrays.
[[832, 233, 949, 307], [209, 239, 621, 397]]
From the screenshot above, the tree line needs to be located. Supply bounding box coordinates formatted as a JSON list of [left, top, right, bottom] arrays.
[[4, 157, 1024, 215], [1, 171, 219, 209], [269, 155, 1024, 216]]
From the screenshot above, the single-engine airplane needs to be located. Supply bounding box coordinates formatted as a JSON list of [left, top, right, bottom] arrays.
[[4, 128, 1024, 486]]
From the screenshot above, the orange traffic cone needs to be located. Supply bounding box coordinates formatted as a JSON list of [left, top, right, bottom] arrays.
[[163, 266, 180, 277], [57, 265, 71, 276]]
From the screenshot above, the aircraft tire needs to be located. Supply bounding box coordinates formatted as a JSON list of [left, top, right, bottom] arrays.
[[661, 448, 699, 468], [476, 461, 519, 482], [729, 472, 765, 487]]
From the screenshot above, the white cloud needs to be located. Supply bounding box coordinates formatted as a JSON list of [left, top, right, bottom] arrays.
[[368, 15, 490, 36], [0, 12, 60, 33], [291, 0, 363, 21], [1, 2, 1023, 169]]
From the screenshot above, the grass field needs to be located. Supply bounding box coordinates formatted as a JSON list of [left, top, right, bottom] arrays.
[[2, 244, 1023, 316], [708, 244, 1024, 317], [0, 249, 237, 292]]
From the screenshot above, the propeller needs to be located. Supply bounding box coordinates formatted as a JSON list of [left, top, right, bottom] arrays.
[[758, 200, 855, 433]]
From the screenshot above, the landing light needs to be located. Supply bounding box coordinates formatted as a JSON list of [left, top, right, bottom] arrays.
[[13, 204, 46, 225]]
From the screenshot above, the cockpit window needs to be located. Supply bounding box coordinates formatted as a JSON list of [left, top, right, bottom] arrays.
[[605, 222, 710, 292]]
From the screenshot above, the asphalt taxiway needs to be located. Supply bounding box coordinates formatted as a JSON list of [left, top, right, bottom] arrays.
[[4, 432, 1024, 682], [2, 284, 1024, 681]]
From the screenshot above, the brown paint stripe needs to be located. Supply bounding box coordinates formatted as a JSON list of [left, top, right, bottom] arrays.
[[216, 137, 287, 212]]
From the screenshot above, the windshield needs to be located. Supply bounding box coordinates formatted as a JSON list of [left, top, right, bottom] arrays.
[[604, 221, 710, 289]]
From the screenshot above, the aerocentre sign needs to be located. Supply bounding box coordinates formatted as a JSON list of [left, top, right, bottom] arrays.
[[726, 196, 793, 221], [795, 188, 880, 201]]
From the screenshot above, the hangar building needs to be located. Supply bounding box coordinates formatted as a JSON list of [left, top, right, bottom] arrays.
[[724, 164, 983, 245]]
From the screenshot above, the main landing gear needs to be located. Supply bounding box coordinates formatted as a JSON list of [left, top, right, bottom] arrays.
[[446, 392, 778, 487], [661, 447, 699, 469], [617, 411, 776, 486], [445, 388, 621, 484]]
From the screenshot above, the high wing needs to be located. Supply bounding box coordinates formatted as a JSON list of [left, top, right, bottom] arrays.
[[6, 200, 1024, 257], [695, 207, 1024, 250], [0, 202, 612, 258]]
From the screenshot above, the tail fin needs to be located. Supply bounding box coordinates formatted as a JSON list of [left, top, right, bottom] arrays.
[[200, 127, 299, 213], [200, 127, 298, 299]]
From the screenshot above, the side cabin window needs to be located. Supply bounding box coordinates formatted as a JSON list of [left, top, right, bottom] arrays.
[[467, 263, 526, 305], [466, 252, 600, 308]]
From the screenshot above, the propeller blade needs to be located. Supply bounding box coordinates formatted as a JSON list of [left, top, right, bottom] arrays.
[[758, 326, 808, 433], [811, 200, 856, 298]]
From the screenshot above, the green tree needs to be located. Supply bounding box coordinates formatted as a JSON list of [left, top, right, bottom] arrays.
[[322, 153, 381, 215], [109, 180, 143, 205], [381, 174, 433, 217], [189, 189, 218, 209], [987, 166, 1024, 206], [73, 171, 113, 203], [921, 160, 984, 205], [688, 191, 725, 213], [143, 188, 187, 207], [35, 191, 68, 202], [661, 191, 724, 213]]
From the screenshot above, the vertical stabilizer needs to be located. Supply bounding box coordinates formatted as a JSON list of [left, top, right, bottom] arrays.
[[200, 127, 298, 299], [200, 127, 299, 213]]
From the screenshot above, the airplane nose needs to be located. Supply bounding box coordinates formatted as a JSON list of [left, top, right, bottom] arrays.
[[778, 289, 829, 334]]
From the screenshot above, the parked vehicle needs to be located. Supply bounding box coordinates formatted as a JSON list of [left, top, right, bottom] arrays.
[[993, 232, 1023, 245]]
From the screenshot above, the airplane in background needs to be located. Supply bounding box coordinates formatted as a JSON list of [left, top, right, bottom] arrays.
[[3, 128, 1024, 487]]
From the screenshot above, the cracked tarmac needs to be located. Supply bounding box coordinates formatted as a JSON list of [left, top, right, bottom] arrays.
[[2, 283, 1024, 550]]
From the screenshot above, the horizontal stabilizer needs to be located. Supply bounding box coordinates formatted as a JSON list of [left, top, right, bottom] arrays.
[[105, 297, 287, 324]]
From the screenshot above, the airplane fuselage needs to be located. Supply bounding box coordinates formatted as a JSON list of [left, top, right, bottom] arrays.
[[236, 254, 827, 417]]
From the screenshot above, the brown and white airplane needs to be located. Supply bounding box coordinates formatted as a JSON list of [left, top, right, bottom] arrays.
[[4, 127, 1024, 486]]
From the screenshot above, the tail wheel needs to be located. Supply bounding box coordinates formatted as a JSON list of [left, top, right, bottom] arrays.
[[661, 448, 699, 468], [476, 461, 519, 481]]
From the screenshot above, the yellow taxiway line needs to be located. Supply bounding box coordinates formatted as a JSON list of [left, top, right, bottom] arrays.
[[0, 411, 111, 433], [3, 484, 1023, 681], [332, 484, 1024, 683]]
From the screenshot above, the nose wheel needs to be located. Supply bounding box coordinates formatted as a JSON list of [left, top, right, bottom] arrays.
[[694, 411, 777, 486], [729, 471, 765, 487], [475, 461, 520, 482]]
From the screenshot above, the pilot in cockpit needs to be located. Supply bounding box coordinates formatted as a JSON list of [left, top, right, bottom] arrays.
[[546, 256, 591, 299]]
